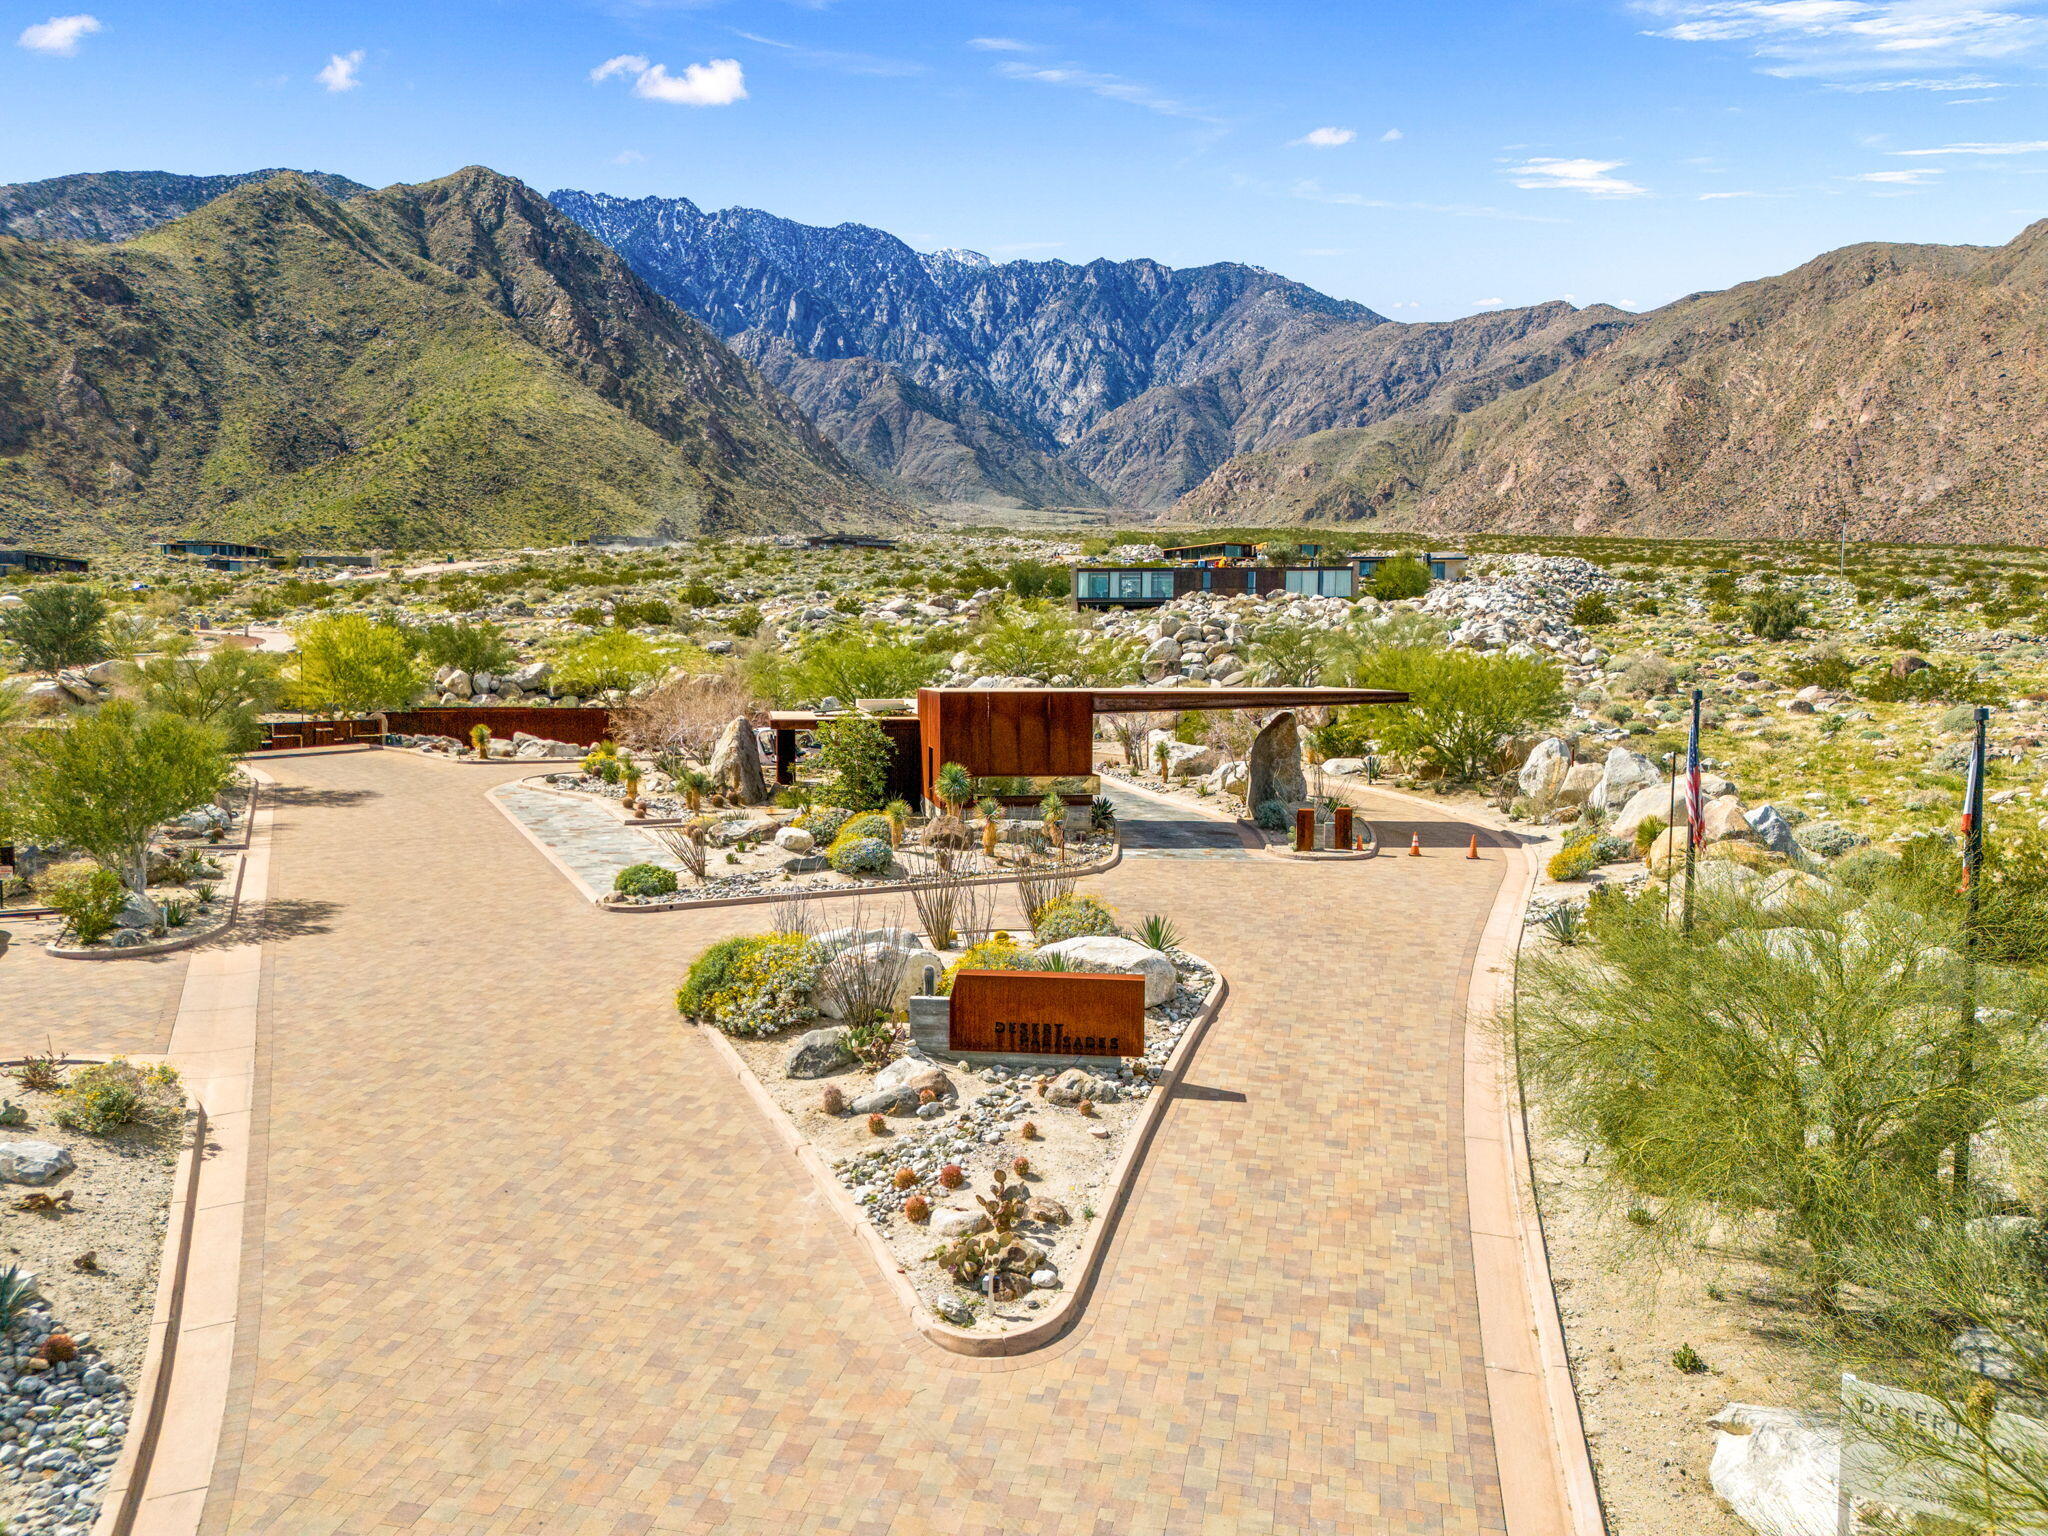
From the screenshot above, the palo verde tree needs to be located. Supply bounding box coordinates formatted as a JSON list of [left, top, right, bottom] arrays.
[[0, 701, 233, 893], [966, 599, 1138, 686], [813, 713, 895, 810], [0, 584, 109, 675], [1325, 635, 1564, 782], [1368, 555, 1432, 600], [1517, 882, 2048, 1311], [413, 620, 517, 677], [126, 644, 284, 753], [289, 615, 425, 716]]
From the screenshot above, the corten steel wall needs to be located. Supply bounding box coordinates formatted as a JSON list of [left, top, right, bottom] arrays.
[[381, 707, 616, 746], [915, 690, 1094, 801], [948, 970, 1147, 1057]]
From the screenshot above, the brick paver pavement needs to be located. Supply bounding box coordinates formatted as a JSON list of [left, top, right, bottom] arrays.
[[33, 749, 1515, 1535]]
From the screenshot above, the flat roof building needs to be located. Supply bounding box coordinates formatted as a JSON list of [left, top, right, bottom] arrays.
[[0, 548, 89, 574], [1073, 563, 1355, 610]]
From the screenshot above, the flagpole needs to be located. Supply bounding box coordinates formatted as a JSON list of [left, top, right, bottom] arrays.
[[1953, 704, 1989, 1201], [1683, 688, 1702, 935]]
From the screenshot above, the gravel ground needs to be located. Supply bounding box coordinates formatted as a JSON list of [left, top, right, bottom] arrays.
[[0, 1086, 182, 1536], [1532, 1115, 1835, 1536], [725, 952, 1217, 1332]]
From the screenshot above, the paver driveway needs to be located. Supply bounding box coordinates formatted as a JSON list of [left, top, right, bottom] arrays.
[[15, 750, 1515, 1534]]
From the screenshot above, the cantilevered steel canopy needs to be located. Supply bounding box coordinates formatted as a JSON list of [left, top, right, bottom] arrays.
[[1074, 686, 1408, 713]]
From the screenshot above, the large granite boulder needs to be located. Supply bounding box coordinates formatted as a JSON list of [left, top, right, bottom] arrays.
[[1747, 804, 1802, 859], [1587, 748, 1661, 816], [1518, 737, 1573, 802], [1247, 710, 1307, 811], [1611, 772, 1735, 841], [1033, 936, 1177, 1007], [785, 1027, 855, 1079], [707, 716, 768, 805], [1702, 795, 1761, 844]]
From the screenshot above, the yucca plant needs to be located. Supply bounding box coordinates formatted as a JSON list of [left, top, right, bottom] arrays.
[[935, 760, 974, 816], [160, 899, 189, 929], [1090, 796, 1116, 833], [883, 798, 912, 847], [675, 767, 713, 813], [978, 795, 1003, 855], [1136, 913, 1181, 953], [469, 722, 492, 759]]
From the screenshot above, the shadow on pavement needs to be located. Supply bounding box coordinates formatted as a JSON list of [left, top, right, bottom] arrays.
[[263, 785, 382, 810], [1173, 1083, 1248, 1104], [202, 897, 341, 947]]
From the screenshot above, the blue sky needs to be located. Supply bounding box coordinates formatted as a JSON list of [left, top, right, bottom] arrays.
[[5, 0, 2048, 320]]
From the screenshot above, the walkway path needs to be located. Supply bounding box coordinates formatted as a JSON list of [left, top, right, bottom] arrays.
[[1100, 780, 1254, 858], [13, 751, 1519, 1535]]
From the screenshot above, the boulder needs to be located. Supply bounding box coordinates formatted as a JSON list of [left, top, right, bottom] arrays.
[[1645, 825, 1687, 879], [816, 940, 946, 1019], [1247, 710, 1307, 811], [55, 672, 99, 704], [1517, 737, 1574, 802], [1701, 794, 1759, 844], [1558, 762, 1603, 808], [1587, 747, 1661, 816], [1890, 653, 1931, 679], [1747, 804, 1802, 859], [707, 716, 768, 805], [1706, 1404, 1839, 1536], [509, 661, 551, 692], [1033, 936, 1177, 1007], [1206, 761, 1249, 798], [1160, 740, 1218, 779], [1756, 868, 1832, 910], [705, 815, 776, 847], [1611, 772, 1735, 842], [443, 669, 474, 699], [929, 1207, 991, 1239], [1046, 1068, 1117, 1106], [785, 1027, 855, 1079], [850, 1058, 955, 1116], [114, 891, 161, 930], [773, 826, 815, 854], [1322, 758, 1366, 777], [0, 1142, 73, 1186]]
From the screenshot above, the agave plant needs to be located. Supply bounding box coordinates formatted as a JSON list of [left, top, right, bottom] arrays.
[[1536, 904, 1585, 947], [1136, 913, 1182, 953]]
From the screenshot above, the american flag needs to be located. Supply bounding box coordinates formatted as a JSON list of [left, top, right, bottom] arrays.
[[1685, 691, 1703, 847], [1961, 721, 1985, 891]]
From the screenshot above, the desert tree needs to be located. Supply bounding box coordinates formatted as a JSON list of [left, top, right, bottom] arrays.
[[126, 644, 284, 753], [0, 585, 108, 675], [0, 701, 233, 893], [290, 615, 425, 715]]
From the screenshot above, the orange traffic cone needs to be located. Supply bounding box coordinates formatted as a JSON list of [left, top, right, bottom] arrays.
[[1467, 834, 1481, 860], [1408, 832, 1422, 857]]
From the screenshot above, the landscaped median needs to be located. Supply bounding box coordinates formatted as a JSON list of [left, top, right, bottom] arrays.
[[679, 887, 1225, 1351]]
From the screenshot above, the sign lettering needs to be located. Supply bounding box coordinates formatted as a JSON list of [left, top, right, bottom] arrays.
[[948, 970, 1146, 1058]]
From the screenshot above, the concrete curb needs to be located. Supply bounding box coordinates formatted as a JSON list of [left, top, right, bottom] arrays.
[[89, 765, 274, 1536], [1360, 781, 1604, 1536], [697, 950, 1229, 1359], [487, 774, 1122, 914]]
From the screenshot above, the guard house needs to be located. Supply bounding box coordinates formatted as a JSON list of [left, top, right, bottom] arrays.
[[769, 685, 1408, 813], [1073, 563, 1355, 610], [156, 538, 274, 572], [1354, 551, 1469, 584], [0, 548, 89, 574]]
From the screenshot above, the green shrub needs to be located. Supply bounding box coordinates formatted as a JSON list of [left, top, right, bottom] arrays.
[[1546, 836, 1605, 882], [939, 933, 1033, 993], [814, 714, 894, 810], [1745, 590, 1807, 640], [1570, 592, 1617, 626], [39, 861, 127, 946], [1864, 663, 1999, 706], [614, 863, 678, 897], [677, 933, 824, 1037], [55, 1058, 182, 1135], [1031, 894, 1120, 944], [728, 604, 764, 638], [1369, 555, 1431, 600], [837, 812, 893, 843], [1325, 640, 1566, 782], [1783, 647, 1855, 692], [829, 834, 894, 877], [1633, 815, 1668, 856], [797, 806, 851, 842], [1253, 799, 1290, 830]]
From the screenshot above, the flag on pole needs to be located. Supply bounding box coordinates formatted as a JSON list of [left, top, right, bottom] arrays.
[[1961, 713, 1986, 892], [1685, 692, 1704, 847]]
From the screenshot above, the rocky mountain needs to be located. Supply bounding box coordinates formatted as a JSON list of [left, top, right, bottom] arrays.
[[1175, 223, 2048, 542], [0, 167, 368, 243], [0, 167, 896, 549]]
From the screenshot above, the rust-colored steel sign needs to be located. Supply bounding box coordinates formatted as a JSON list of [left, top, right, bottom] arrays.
[[948, 970, 1147, 1058]]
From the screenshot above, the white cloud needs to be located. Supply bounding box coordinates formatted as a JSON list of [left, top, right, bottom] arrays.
[[1633, 0, 2048, 77], [592, 54, 747, 106], [967, 36, 1032, 51], [1288, 177, 1567, 223], [1504, 156, 1650, 196], [611, 149, 646, 165], [1823, 73, 2012, 88], [1853, 166, 1943, 179], [1892, 138, 2048, 153], [1292, 125, 1356, 147], [1380, 127, 1404, 141], [1473, 297, 1507, 308], [732, 30, 922, 77], [994, 60, 1216, 121], [17, 13, 99, 55], [317, 49, 364, 92]]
